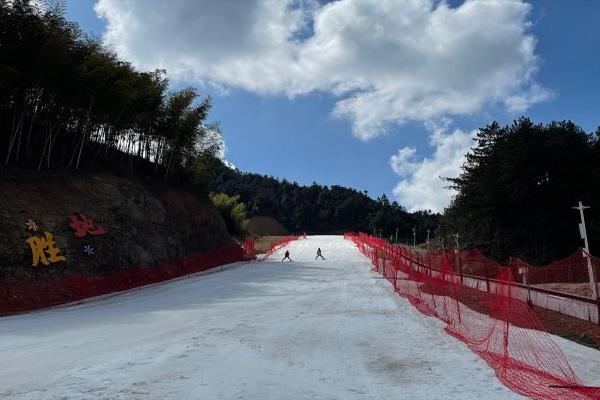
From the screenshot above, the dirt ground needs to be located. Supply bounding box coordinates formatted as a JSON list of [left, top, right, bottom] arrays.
[[533, 282, 600, 298], [254, 236, 288, 254]]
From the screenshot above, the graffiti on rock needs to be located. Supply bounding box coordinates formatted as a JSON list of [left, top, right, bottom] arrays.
[[69, 214, 106, 237], [26, 232, 67, 267]]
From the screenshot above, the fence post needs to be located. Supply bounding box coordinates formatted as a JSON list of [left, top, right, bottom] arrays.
[[428, 251, 432, 276], [458, 250, 464, 283], [526, 263, 532, 308], [580, 249, 600, 326], [504, 280, 511, 356], [484, 260, 490, 293]]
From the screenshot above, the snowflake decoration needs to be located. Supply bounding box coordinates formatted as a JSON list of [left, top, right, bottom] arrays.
[[25, 219, 38, 232], [82, 244, 95, 257]]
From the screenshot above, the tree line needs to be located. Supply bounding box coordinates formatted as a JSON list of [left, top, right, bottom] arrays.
[[0, 0, 222, 177], [443, 118, 600, 264], [196, 155, 440, 241]]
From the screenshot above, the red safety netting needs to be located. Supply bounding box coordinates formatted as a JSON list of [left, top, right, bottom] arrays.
[[345, 232, 600, 400], [0, 243, 246, 316], [243, 237, 256, 258], [425, 245, 599, 299], [524, 250, 597, 285]]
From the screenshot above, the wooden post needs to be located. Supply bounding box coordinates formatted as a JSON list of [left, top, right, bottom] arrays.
[[484, 260, 491, 293], [457, 250, 464, 284], [526, 264, 532, 308], [572, 201, 599, 324]]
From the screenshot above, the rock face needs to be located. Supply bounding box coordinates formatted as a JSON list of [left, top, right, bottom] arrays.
[[0, 172, 233, 279]]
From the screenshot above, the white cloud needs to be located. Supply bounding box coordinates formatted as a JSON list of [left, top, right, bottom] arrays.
[[389, 147, 417, 176], [391, 127, 476, 212], [95, 0, 548, 140], [505, 83, 553, 112]]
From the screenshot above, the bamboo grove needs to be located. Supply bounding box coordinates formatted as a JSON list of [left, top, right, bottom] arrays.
[[0, 0, 222, 176]]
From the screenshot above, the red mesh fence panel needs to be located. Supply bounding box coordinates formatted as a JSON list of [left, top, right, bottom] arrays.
[[406, 242, 599, 301], [455, 246, 599, 299], [0, 243, 245, 316], [243, 237, 256, 258], [527, 250, 590, 285], [345, 232, 600, 400]]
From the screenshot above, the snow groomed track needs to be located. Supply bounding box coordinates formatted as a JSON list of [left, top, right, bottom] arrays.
[[1, 236, 598, 399]]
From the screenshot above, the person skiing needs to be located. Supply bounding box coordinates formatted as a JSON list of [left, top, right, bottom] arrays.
[[315, 247, 325, 260], [282, 250, 292, 262]]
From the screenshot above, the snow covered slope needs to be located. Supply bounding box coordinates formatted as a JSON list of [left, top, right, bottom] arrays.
[[1, 236, 597, 399]]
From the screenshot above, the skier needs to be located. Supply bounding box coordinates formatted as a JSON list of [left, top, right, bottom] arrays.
[[315, 247, 325, 260], [282, 250, 292, 262]]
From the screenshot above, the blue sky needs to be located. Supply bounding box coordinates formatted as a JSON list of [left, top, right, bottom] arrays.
[[66, 0, 600, 211]]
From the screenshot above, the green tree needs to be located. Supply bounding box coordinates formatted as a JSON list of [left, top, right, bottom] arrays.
[[445, 118, 598, 263], [0, 0, 220, 178], [201, 155, 440, 238], [210, 193, 249, 236]]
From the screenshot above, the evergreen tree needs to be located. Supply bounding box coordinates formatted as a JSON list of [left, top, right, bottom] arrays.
[[445, 118, 599, 263]]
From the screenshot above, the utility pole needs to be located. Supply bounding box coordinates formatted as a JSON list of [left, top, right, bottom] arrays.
[[395, 227, 398, 244], [573, 201, 599, 302], [412, 227, 416, 247], [426, 229, 430, 245]]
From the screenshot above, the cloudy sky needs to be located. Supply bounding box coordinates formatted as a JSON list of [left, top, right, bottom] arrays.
[[67, 0, 600, 212]]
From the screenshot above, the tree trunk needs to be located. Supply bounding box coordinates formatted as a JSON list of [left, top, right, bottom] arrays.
[[5, 106, 25, 166], [47, 122, 63, 169], [74, 95, 96, 170]]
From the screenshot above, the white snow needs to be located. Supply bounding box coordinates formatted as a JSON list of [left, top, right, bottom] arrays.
[[0, 235, 598, 400]]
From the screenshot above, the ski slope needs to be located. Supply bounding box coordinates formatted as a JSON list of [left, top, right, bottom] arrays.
[[1, 235, 598, 400]]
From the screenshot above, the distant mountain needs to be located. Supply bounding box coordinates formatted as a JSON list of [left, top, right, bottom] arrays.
[[197, 155, 440, 241]]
